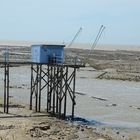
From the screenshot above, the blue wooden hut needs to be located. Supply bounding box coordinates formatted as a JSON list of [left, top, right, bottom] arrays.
[[31, 44, 65, 64]]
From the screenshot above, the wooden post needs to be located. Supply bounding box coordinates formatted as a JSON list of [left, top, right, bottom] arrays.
[[4, 63, 10, 113], [30, 64, 33, 110], [4, 63, 6, 113], [6, 63, 9, 113], [53, 66, 56, 115], [58, 66, 63, 118], [64, 67, 68, 118], [47, 65, 50, 112], [35, 64, 39, 112], [38, 64, 42, 112], [72, 68, 76, 119], [56, 66, 59, 114]]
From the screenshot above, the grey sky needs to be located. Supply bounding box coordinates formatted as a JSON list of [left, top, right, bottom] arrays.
[[0, 0, 140, 45]]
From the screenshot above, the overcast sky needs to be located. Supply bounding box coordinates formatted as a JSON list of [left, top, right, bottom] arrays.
[[0, 0, 140, 45]]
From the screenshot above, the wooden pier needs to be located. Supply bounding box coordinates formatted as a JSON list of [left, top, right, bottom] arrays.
[[0, 62, 84, 119]]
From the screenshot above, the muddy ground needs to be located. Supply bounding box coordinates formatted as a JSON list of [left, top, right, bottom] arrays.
[[0, 102, 113, 140], [65, 48, 140, 81]]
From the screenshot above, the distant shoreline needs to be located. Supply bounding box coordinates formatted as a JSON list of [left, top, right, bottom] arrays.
[[0, 40, 140, 51]]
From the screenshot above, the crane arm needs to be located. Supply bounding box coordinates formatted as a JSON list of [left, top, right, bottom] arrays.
[[89, 25, 105, 55], [67, 27, 82, 48]]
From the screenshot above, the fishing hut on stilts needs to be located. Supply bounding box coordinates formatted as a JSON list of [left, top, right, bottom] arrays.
[[1, 44, 84, 120]]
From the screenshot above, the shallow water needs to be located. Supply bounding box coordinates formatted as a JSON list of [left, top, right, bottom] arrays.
[[74, 68, 140, 128]]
